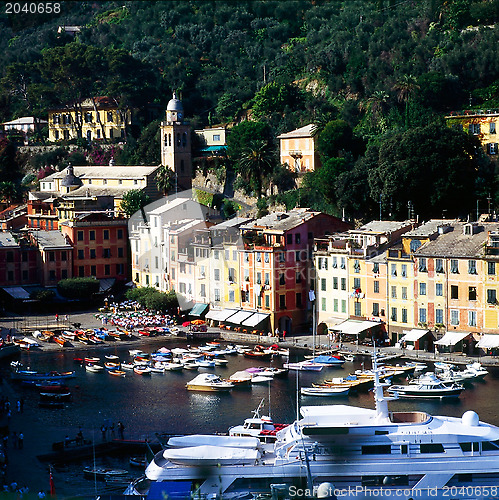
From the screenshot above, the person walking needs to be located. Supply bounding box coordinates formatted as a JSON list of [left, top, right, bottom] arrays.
[[117, 421, 124, 440], [17, 433, 23, 450], [101, 425, 107, 442]]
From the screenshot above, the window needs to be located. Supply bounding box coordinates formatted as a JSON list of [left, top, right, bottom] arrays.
[[280, 273, 286, 286], [391, 307, 397, 322], [391, 286, 397, 298], [296, 293, 302, 308], [225, 250, 229, 260], [419, 308, 427, 323], [90, 249, 96, 259], [116, 264, 124, 275], [90, 265, 96, 276], [200, 284, 206, 297], [354, 277, 361, 289], [214, 250, 219, 260], [354, 260, 360, 273], [340, 257, 346, 269], [213, 134, 220, 141], [264, 253, 269, 263], [61, 269, 68, 279], [488, 143, 497, 155], [372, 303, 379, 316], [265, 295, 270, 308], [103, 230, 109, 240], [469, 286, 477, 301], [78, 250, 84, 259], [229, 290, 235, 302], [265, 273, 270, 285], [341, 300, 347, 313], [90, 230, 95, 241], [450, 309, 459, 325], [229, 268, 236, 282], [118, 247, 124, 258], [333, 298, 338, 312], [488, 262, 496, 275], [419, 283, 426, 296], [214, 269, 220, 281], [469, 310, 477, 327], [435, 259, 444, 273], [295, 233, 301, 244], [61, 251, 67, 261], [79, 266, 85, 277], [49, 251, 55, 262], [279, 295, 286, 309], [295, 272, 302, 284], [354, 302, 361, 316], [278, 252, 285, 263], [420, 443, 444, 454], [295, 251, 300, 262], [435, 308, 443, 324], [401, 308, 407, 324], [104, 264, 110, 276], [255, 272, 261, 284], [49, 270, 56, 281], [333, 277, 338, 289], [435, 283, 443, 296], [418, 258, 427, 272], [487, 289, 497, 304], [77, 231, 84, 241], [341, 278, 346, 291], [468, 260, 477, 274], [321, 278, 326, 291], [469, 123, 481, 135], [451, 285, 459, 299], [103, 248, 111, 258], [401, 264, 407, 278], [450, 259, 459, 273], [332, 257, 337, 268], [321, 297, 326, 311], [256, 252, 261, 262], [214, 289, 220, 302], [374, 281, 379, 293], [491, 122, 496, 134], [373, 262, 379, 274], [391, 264, 397, 277]]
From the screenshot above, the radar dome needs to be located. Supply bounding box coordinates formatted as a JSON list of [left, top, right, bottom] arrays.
[[167, 92, 183, 112], [462, 410, 479, 426], [316, 482, 335, 498]]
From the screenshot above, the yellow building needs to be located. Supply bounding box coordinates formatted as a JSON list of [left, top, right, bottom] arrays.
[[446, 109, 499, 160], [277, 124, 320, 173], [48, 97, 130, 142]]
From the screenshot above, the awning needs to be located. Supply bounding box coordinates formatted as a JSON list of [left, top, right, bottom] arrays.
[[205, 308, 239, 322], [324, 316, 344, 327], [189, 303, 208, 317], [330, 319, 383, 336], [99, 278, 115, 293], [2, 287, 31, 300], [242, 312, 270, 327], [476, 334, 499, 348], [226, 310, 254, 325], [400, 328, 429, 343], [435, 331, 471, 346]]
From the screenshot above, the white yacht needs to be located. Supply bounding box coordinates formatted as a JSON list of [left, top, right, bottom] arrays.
[[127, 352, 499, 499]]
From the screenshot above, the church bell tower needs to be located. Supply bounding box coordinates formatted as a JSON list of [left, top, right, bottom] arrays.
[[160, 92, 192, 190]]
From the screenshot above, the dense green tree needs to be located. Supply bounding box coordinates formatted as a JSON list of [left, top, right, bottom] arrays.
[[155, 164, 174, 195], [120, 189, 151, 217], [58, 277, 100, 300], [251, 81, 301, 119]]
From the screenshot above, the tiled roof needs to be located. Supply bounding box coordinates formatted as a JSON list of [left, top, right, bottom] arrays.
[[405, 219, 459, 237], [34, 230, 71, 249], [353, 220, 413, 234], [277, 124, 315, 139], [44, 165, 159, 181], [0, 232, 18, 248], [415, 222, 499, 258], [241, 208, 320, 232]]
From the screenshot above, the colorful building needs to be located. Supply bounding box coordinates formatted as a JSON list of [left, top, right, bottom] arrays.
[[277, 124, 320, 173]]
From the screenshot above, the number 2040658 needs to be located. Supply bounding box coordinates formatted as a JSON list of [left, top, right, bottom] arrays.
[[5, 3, 61, 14]]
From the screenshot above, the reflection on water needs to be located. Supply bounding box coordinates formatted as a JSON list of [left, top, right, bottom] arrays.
[[7, 339, 499, 496]]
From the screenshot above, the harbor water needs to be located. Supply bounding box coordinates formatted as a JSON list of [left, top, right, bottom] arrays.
[[4, 337, 499, 497]]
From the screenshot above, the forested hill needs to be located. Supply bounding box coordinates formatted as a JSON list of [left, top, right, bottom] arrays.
[[1, 0, 499, 221]]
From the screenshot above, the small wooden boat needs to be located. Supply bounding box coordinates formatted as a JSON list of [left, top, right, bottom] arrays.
[[105, 354, 120, 361], [83, 467, 129, 481], [129, 456, 146, 468], [108, 369, 126, 377], [300, 386, 350, 397], [133, 366, 152, 376], [53, 336, 71, 347], [85, 364, 104, 373], [121, 362, 134, 370], [85, 357, 100, 364]]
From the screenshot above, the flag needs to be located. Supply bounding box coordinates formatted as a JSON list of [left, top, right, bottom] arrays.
[[49, 471, 55, 496]]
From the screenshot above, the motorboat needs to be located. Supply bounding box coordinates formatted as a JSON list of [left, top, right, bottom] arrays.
[[108, 369, 126, 377], [300, 386, 350, 397], [11, 362, 75, 381], [186, 373, 233, 392], [127, 350, 499, 499], [83, 467, 129, 481], [283, 360, 323, 371], [388, 373, 464, 399], [312, 355, 344, 367], [134, 365, 152, 376], [85, 363, 104, 373], [251, 375, 273, 384], [464, 362, 489, 379]]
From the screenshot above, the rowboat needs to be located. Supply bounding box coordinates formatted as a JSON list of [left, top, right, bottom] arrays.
[[104, 362, 120, 370], [134, 366, 152, 376], [108, 369, 126, 377], [85, 364, 104, 373], [300, 386, 350, 397], [84, 357, 100, 364]]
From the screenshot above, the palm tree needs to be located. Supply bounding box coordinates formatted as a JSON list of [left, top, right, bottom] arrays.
[[392, 75, 420, 127], [237, 140, 275, 199], [155, 164, 174, 195]]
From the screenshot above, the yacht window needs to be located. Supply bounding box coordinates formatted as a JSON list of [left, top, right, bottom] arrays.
[[375, 430, 389, 435], [459, 442, 479, 452], [401, 444, 408, 454], [249, 423, 261, 429], [361, 445, 391, 455], [420, 443, 445, 453], [361, 476, 408, 487], [482, 441, 499, 451]]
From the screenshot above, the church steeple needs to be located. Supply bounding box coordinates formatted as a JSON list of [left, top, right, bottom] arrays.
[[160, 92, 192, 190]]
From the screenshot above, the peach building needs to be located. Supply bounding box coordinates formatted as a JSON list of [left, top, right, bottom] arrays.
[[277, 124, 320, 173]]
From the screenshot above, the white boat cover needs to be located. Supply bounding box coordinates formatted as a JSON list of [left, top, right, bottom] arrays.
[[205, 308, 239, 322], [400, 328, 429, 342], [242, 312, 270, 327], [163, 445, 260, 466], [167, 435, 261, 449], [434, 331, 470, 346], [229, 371, 252, 381], [476, 334, 499, 348]]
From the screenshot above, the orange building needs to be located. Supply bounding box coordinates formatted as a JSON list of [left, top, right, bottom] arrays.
[[277, 124, 320, 173]]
